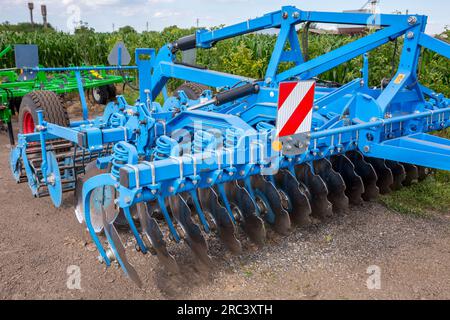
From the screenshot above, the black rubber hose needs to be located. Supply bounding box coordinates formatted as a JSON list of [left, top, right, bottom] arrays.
[[215, 83, 260, 106], [172, 34, 197, 53]]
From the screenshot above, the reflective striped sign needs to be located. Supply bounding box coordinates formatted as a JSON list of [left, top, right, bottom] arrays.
[[276, 81, 315, 138]]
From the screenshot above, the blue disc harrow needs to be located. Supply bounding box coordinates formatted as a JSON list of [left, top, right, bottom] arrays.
[[10, 6, 450, 286]]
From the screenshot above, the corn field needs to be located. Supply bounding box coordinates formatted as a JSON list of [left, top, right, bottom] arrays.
[[0, 26, 448, 96]]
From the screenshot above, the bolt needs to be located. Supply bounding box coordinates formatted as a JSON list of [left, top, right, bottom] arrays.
[[124, 196, 131, 204], [151, 189, 157, 195], [169, 186, 175, 193], [282, 11, 288, 19], [406, 31, 415, 39], [363, 145, 371, 153], [408, 16, 417, 25], [207, 178, 213, 184], [314, 105, 319, 111], [292, 11, 300, 19], [265, 77, 272, 84], [180, 183, 185, 189], [229, 172, 234, 176], [240, 170, 245, 176]]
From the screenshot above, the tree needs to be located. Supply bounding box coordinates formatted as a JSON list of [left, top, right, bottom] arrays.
[[118, 26, 137, 34]]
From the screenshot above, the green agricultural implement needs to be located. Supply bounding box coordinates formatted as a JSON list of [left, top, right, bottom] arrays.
[[0, 44, 133, 145]]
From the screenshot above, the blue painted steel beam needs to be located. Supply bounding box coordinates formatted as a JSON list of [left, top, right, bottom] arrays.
[[368, 133, 450, 171], [419, 33, 450, 59]]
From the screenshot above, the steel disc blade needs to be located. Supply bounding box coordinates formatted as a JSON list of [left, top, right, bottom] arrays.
[[9, 147, 22, 182], [74, 176, 85, 224], [101, 208, 142, 288], [251, 175, 291, 235], [224, 181, 266, 246], [199, 188, 242, 254], [46, 151, 62, 208], [74, 161, 117, 231], [364, 157, 394, 195], [136, 203, 179, 274], [314, 159, 349, 214], [295, 163, 333, 219], [274, 169, 312, 226], [169, 194, 213, 268], [331, 155, 364, 205], [417, 166, 429, 182], [385, 161, 406, 191], [401, 163, 419, 187], [346, 151, 380, 202]]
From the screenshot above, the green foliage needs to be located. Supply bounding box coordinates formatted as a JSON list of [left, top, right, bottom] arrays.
[[380, 172, 450, 217], [118, 26, 137, 34], [0, 26, 448, 97], [0, 22, 55, 32]]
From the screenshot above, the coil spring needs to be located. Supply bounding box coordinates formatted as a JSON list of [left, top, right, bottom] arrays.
[[111, 142, 129, 179], [110, 113, 125, 128], [154, 136, 178, 160], [225, 128, 244, 148], [256, 121, 275, 133], [193, 130, 216, 154]]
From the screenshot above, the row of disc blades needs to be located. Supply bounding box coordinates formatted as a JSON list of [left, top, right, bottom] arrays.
[[77, 150, 430, 287]]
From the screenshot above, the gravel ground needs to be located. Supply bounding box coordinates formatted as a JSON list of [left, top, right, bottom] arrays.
[[1, 117, 449, 300]]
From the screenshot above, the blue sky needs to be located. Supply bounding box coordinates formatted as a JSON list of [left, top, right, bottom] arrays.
[[0, 0, 448, 34]]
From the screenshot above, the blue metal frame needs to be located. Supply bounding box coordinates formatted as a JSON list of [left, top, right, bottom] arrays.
[[9, 6, 450, 282]]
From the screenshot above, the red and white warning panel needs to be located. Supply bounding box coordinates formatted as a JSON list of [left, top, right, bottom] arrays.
[[275, 81, 315, 155]]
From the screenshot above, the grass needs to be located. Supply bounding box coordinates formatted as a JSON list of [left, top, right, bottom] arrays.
[[380, 129, 450, 217]]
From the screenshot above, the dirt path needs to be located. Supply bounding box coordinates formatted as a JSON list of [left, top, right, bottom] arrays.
[[1, 121, 449, 300]]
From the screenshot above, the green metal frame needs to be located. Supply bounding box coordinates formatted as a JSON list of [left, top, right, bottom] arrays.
[[0, 45, 134, 144]]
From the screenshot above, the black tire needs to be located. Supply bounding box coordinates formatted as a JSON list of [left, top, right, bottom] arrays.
[[92, 86, 110, 105], [174, 82, 209, 100], [18, 90, 69, 134], [107, 84, 117, 100]]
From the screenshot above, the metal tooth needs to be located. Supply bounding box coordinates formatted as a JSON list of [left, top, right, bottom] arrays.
[[101, 207, 142, 288], [250, 175, 291, 235], [364, 157, 394, 195], [385, 161, 406, 191], [198, 188, 242, 254], [169, 194, 213, 269], [401, 163, 419, 187], [224, 181, 266, 246], [295, 163, 333, 219], [274, 169, 312, 227], [313, 159, 349, 214], [346, 151, 380, 201], [331, 155, 365, 205], [136, 202, 179, 274]]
